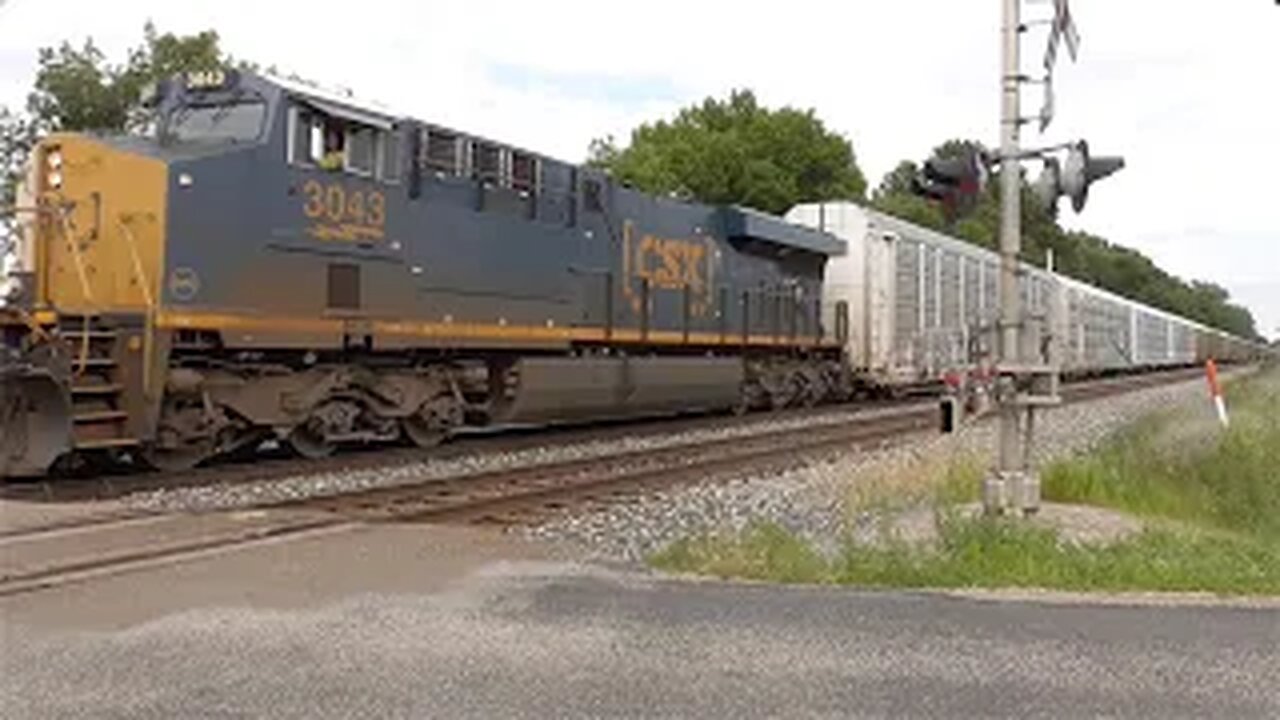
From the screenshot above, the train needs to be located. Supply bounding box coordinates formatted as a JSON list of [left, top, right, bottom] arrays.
[[0, 70, 1266, 477]]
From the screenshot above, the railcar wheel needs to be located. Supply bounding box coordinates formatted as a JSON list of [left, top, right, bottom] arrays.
[[288, 424, 335, 460]]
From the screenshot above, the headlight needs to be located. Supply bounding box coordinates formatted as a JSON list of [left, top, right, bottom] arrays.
[[46, 150, 63, 170], [47, 171, 63, 190]]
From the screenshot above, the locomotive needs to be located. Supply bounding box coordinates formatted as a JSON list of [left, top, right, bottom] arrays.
[[0, 70, 850, 476], [0, 70, 1265, 478]]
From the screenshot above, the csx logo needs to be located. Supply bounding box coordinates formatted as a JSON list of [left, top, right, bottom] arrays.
[[636, 235, 707, 290], [622, 222, 715, 316]]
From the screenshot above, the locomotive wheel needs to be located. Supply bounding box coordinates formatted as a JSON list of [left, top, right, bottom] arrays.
[[140, 395, 217, 471], [402, 417, 446, 449], [402, 395, 462, 449], [139, 439, 215, 472], [288, 424, 335, 459], [798, 367, 826, 408], [769, 374, 800, 410]]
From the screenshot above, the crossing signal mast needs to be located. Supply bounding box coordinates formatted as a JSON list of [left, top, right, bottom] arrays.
[[989, 0, 1127, 516], [906, 1, 1127, 515]]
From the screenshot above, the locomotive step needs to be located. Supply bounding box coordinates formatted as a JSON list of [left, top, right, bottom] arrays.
[[72, 410, 129, 424], [71, 383, 124, 395], [59, 328, 117, 339], [72, 437, 140, 450], [70, 357, 116, 368]]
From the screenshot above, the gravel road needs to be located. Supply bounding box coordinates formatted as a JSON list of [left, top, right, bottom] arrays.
[[3, 561, 1276, 719]]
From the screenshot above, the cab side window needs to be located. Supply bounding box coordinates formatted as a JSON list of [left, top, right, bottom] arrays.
[[287, 103, 398, 183]]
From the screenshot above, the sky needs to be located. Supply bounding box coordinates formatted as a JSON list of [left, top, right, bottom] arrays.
[[1, 0, 1276, 339]]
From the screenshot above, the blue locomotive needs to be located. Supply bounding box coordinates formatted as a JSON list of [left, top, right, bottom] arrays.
[[0, 70, 850, 475]]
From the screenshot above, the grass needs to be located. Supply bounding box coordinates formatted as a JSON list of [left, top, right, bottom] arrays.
[[652, 520, 1280, 595], [1042, 368, 1280, 541], [651, 365, 1280, 596]]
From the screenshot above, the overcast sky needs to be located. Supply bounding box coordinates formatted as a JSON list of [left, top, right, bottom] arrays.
[[2, 1, 1276, 338]]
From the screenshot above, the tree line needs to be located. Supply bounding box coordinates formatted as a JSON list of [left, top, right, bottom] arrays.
[[0, 25, 1258, 339], [594, 102, 1258, 340]]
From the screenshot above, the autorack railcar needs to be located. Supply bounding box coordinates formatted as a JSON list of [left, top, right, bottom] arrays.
[[785, 201, 1266, 388]]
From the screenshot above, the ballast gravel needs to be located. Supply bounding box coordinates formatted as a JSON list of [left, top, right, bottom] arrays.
[[525, 374, 1226, 563], [124, 404, 924, 514]]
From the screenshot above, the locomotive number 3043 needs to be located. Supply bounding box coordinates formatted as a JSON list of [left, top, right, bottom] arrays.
[[301, 180, 386, 241]]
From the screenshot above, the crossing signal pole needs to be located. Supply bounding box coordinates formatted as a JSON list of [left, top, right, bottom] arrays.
[[987, 0, 1123, 516], [989, 0, 1036, 515], [907, 2, 1124, 516]]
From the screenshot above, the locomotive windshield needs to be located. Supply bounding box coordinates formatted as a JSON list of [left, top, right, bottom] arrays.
[[166, 100, 266, 144]]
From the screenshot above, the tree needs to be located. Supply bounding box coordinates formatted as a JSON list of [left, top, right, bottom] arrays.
[[589, 90, 867, 215], [3, 23, 236, 218], [27, 22, 227, 135], [1, 107, 37, 211]]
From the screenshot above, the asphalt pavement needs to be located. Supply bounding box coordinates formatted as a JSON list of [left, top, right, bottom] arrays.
[[2, 552, 1276, 719]]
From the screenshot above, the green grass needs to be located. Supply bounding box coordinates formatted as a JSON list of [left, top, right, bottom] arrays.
[[1043, 368, 1280, 541], [651, 366, 1280, 596], [651, 519, 1280, 595]]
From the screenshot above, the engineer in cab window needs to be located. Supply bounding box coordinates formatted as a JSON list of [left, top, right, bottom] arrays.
[[316, 123, 345, 171]]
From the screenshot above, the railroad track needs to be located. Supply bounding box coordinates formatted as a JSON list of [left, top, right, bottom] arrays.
[[0, 366, 1218, 597], [0, 403, 935, 596]]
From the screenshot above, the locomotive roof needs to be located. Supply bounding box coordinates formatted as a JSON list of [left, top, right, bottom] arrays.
[[719, 206, 845, 256], [263, 72, 399, 126]]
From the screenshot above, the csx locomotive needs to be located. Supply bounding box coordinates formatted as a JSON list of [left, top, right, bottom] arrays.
[[0, 70, 850, 476], [0, 70, 1264, 477]]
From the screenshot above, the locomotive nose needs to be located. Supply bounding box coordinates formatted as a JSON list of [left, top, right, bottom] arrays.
[[0, 136, 168, 477], [32, 135, 168, 314]]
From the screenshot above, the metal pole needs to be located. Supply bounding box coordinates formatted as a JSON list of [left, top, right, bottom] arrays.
[[987, 0, 1024, 515]]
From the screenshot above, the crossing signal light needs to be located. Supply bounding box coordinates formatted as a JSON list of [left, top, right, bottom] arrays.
[[911, 150, 989, 215], [1034, 140, 1124, 213]]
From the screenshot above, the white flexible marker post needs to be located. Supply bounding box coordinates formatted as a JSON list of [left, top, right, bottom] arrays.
[[1204, 359, 1229, 428]]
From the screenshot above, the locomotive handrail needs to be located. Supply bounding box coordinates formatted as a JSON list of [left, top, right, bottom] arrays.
[[54, 209, 100, 376], [117, 216, 157, 397]]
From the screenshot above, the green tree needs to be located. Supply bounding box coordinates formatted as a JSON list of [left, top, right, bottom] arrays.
[[3, 23, 236, 217], [589, 90, 867, 215], [873, 160, 922, 199], [27, 22, 227, 135], [1, 107, 37, 212]]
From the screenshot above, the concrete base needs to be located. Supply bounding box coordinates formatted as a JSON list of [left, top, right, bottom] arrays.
[[982, 470, 1041, 517]]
